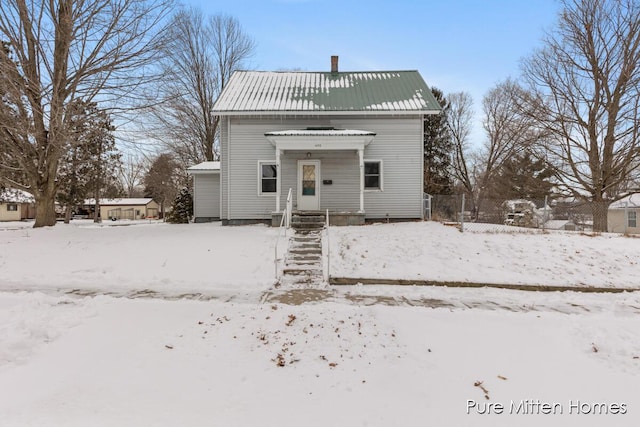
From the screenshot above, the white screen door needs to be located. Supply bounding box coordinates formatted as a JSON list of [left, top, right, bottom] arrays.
[[297, 160, 320, 211]]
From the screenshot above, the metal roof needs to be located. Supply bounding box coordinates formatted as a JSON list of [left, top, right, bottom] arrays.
[[213, 70, 442, 115]]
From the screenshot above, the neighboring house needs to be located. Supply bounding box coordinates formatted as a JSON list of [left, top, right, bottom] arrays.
[[198, 56, 441, 225], [83, 198, 159, 220], [608, 194, 640, 234], [0, 189, 36, 221], [187, 161, 221, 222]]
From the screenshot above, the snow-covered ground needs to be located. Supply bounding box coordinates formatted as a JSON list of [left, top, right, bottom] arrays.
[[0, 220, 278, 296], [329, 221, 640, 289], [1, 220, 640, 426]]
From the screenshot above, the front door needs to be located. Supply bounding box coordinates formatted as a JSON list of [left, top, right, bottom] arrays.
[[297, 160, 320, 211]]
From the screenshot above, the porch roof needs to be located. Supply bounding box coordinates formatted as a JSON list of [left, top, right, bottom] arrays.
[[265, 129, 375, 151], [265, 129, 375, 137]]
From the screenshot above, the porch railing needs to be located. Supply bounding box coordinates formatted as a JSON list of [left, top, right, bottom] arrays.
[[274, 188, 293, 280], [324, 208, 330, 282]]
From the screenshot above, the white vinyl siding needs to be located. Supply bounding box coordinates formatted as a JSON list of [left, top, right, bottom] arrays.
[[193, 173, 220, 219], [221, 116, 423, 220], [279, 150, 360, 212], [335, 118, 423, 218], [221, 118, 229, 220]]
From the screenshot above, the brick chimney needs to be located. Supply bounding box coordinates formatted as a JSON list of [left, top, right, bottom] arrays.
[[331, 55, 338, 73]]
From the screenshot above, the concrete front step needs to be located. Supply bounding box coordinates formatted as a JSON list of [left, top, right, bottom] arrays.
[[286, 260, 320, 267], [283, 267, 322, 275], [292, 235, 321, 241], [281, 213, 325, 285], [292, 215, 325, 223], [294, 229, 323, 235], [292, 244, 321, 251], [289, 253, 321, 259], [290, 248, 321, 255], [291, 223, 324, 230]]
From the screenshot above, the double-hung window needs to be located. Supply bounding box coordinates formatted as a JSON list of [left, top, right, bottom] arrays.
[[629, 211, 637, 228], [364, 160, 383, 191], [259, 161, 277, 194]]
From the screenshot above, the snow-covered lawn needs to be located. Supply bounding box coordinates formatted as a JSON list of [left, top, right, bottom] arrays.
[[1, 220, 640, 426], [0, 220, 278, 295], [2, 220, 639, 294], [329, 222, 640, 289]]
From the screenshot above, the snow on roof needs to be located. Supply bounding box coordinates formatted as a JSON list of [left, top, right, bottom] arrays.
[[264, 129, 376, 137], [213, 70, 442, 114], [503, 199, 537, 210], [610, 194, 640, 209], [187, 161, 221, 173], [84, 198, 154, 206], [544, 219, 573, 230], [0, 188, 35, 203]]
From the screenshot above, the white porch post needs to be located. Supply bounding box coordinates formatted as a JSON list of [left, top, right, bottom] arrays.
[[275, 148, 281, 213], [358, 148, 364, 213]]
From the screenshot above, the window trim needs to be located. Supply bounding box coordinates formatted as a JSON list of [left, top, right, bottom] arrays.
[[6, 203, 18, 212], [257, 160, 278, 196], [628, 210, 637, 228], [363, 159, 383, 192]]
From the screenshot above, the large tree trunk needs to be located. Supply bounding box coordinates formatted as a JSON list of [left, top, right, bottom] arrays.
[[33, 190, 58, 227], [591, 198, 609, 233]]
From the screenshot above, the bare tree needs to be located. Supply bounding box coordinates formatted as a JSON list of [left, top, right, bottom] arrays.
[[0, 0, 173, 227], [475, 80, 542, 216], [447, 91, 476, 206], [144, 9, 255, 169], [519, 0, 640, 232], [120, 154, 147, 197]]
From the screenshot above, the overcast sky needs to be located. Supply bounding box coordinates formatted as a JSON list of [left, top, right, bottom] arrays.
[[184, 0, 562, 144]]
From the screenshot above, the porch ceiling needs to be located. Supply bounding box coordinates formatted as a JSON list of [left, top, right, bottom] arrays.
[[265, 129, 375, 151]]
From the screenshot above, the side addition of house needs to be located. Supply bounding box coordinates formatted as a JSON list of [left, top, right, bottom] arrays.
[[193, 56, 441, 225]]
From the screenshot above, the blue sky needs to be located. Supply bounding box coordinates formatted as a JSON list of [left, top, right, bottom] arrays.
[[185, 0, 562, 143]]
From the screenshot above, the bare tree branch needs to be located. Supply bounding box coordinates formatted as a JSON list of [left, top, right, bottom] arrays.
[[141, 9, 255, 169], [519, 0, 640, 231], [0, 0, 173, 227]]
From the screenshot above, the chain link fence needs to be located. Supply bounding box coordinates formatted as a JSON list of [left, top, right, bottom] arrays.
[[427, 194, 597, 234]]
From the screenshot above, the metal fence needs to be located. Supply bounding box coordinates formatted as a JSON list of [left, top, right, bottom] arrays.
[[428, 194, 597, 234]]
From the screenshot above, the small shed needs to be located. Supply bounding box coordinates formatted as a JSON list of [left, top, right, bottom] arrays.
[[187, 161, 221, 222], [83, 198, 159, 220], [608, 194, 640, 234], [0, 189, 36, 221]]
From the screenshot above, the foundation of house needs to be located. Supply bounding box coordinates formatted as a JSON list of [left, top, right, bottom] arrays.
[[271, 211, 365, 227]]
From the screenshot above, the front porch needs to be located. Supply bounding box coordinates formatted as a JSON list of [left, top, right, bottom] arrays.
[[271, 210, 365, 227], [265, 128, 376, 220]]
